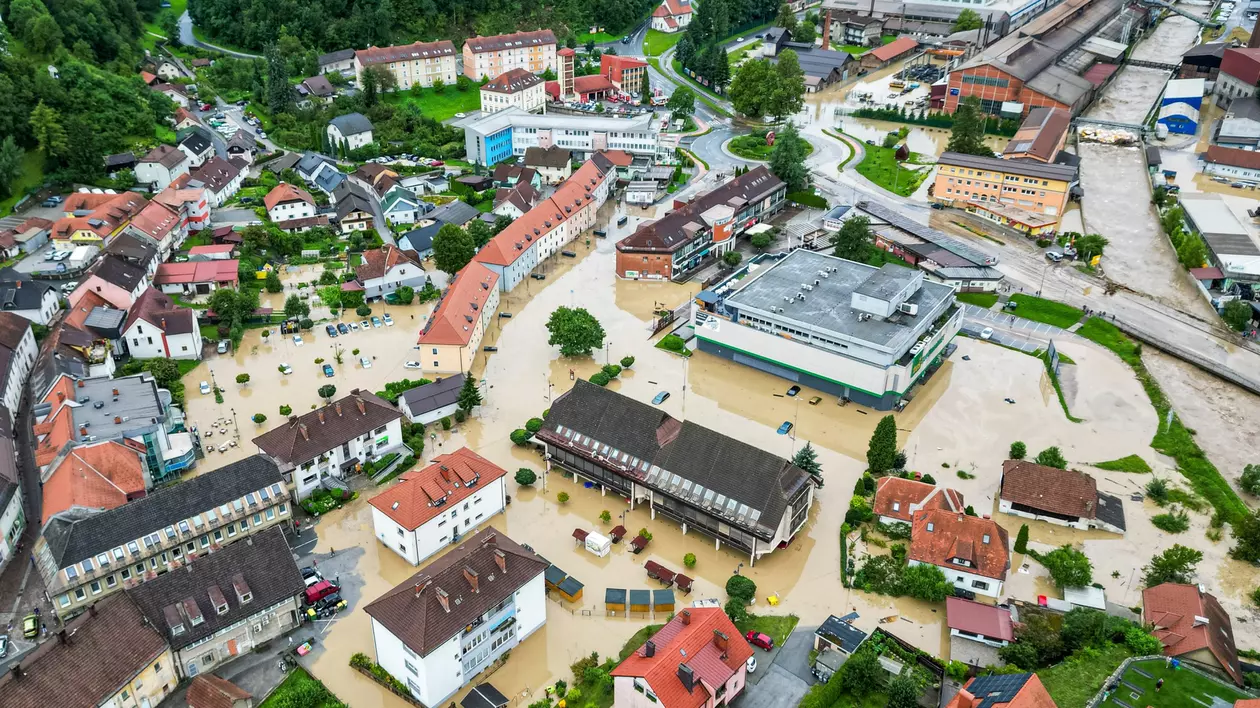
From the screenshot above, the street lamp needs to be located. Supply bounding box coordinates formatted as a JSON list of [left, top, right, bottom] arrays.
[[230, 408, 239, 437]]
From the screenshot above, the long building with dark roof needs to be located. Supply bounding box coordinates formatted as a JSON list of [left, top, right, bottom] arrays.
[[354, 40, 459, 90], [537, 379, 815, 561]]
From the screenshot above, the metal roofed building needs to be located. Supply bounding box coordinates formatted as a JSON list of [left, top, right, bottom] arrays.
[[536, 379, 815, 563], [1179, 193, 1260, 283], [692, 250, 960, 410], [461, 106, 663, 166], [855, 200, 1004, 291]]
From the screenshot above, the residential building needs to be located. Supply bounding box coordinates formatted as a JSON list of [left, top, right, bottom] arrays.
[[998, 460, 1126, 533], [296, 152, 347, 195], [0, 416, 23, 575], [612, 608, 753, 708], [153, 83, 192, 108], [189, 244, 236, 260], [152, 174, 212, 248], [417, 262, 500, 374], [154, 260, 240, 295], [1144, 582, 1243, 685], [462, 106, 662, 166], [70, 255, 151, 309], [354, 41, 459, 90], [173, 107, 204, 131], [944, 673, 1057, 708], [1002, 106, 1070, 162], [1159, 78, 1205, 135], [493, 182, 540, 219], [319, 48, 357, 76], [1181, 41, 1225, 82], [822, 11, 885, 47], [481, 68, 547, 114], [1213, 98, 1260, 150], [693, 249, 959, 409], [872, 476, 964, 525], [1216, 47, 1260, 106], [51, 191, 147, 250], [617, 167, 787, 280], [0, 216, 53, 254], [947, 596, 1014, 659], [190, 157, 245, 208], [382, 186, 425, 225], [650, 0, 693, 32], [328, 113, 375, 152], [855, 200, 1005, 292], [364, 528, 549, 707], [187, 674, 254, 708], [251, 390, 405, 500], [813, 614, 869, 657], [463, 30, 558, 80], [539, 379, 815, 562], [1203, 145, 1260, 182], [104, 232, 160, 279], [0, 593, 178, 708], [127, 202, 185, 262], [225, 130, 257, 165], [400, 222, 439, 259], [932, 152, 1076, 225], [137, 145, 191, 191], [860, 36, 918, 69], [429, 200, 481, 229], [129, 526, 306, 679], [265, 183, 316, 223], [369, 447, 508, 565], [40, 440, 148, 523], [398, 374, 466, 424], [105, 151, 139, 174], [0, 279, 59, 325], [601, 54, 648, 95], [1179, 192, 1260, 284], [524, 146, 574, 184], [122, 288, 203, 360], [493, 164, 542, 190], [298, 75, 336, 105], [400, 171, 450, 196], [179, 130, 215, 168], [908, 509, 1010, 598], [354, 244, 426, 300], [34, 454, 290, 619], [774, 42, 856, 92]]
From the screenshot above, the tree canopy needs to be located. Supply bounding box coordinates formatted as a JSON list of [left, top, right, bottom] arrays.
[[667, 86, 696, 118], [830, 215, 874, 262], [952, 8, 984, 32], [945, 96, 992, 157], [866, 414, 898, 474], [545, 306, 607, 357], [769, 121, 808, 192], [1039, 545, 1093, 588], [1142, 544, 1203, 586], [432, 223, 476, 276]]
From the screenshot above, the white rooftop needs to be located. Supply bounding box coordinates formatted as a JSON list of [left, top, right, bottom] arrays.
[[1163, 77, 1206, 101], [462, 105, 660, 136]]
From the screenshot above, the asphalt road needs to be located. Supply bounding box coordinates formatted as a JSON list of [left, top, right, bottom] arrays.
[[179, 11, 261, 58]]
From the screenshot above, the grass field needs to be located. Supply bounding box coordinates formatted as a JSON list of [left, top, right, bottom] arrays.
[[259, 667, 345, 708], [141, 0, 187, 42], [1093, 454, 1152, 473], [728, 134, 813, 161], [955, 292, 999, 308], [1007, 294, 1083, 329], [736, 614, 798, 646], [645, 29, 684, 56], [576, 31, 624, 44], [1101, 659, 1249, 707], [619, 623, 664, 660], [384, 86, 481, 122], [0, 151, 45, 217], [728, 40, 762, 66], [854, 143, 930, 197], [1039, 644, 1132, 708]]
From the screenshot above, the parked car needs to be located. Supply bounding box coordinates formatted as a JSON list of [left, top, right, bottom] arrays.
[[786, 385, 801, 396], [42, 196, 63, 207], [200, 381, 211, 394], [383, 313, 394, 326], [217, 340, 229, 354], [454, 112, 467, 119], [280, 363, 293, 375], [301, 567, 323, 588], [745, 631, 773, 651], [745, 656, 757, 673], [652, 391, 670, 405], [304, 580, 340, 606], [1045, 251, 1062, 263], [0, 633, 8, 658], [200, 102, 213, 111], [325, 324, 338, 337], [980, 327, 994, 340], [323, 363, 335, 377], [337, 322, 350, 335], [293, 334, 304, 346], [359, 319, 371, 329], [404, 361, 422, 369], [22, 614, 38, 639], [60, 281, 78, 293], [808, 396, 822, 405], [348, 321, 359, 330], [360, 356, 372, 368], [776, 421, 793, 435], [371, 316, 382, 328]]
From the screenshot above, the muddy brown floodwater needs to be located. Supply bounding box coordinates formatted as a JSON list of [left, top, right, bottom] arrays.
[[182, 216, 1258, 707]]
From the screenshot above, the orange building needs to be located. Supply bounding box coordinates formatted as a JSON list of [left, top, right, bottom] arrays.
[[601, 54, 648, 95], [931, 152, 1076, 227], [462, 30, 557, 80]]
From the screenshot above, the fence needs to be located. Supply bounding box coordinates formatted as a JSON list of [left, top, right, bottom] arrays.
[[1084, 655, 1259, 708]]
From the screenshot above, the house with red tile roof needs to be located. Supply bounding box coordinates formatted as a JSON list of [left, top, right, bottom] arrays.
[[651, 0, 693, 33], [187, 674, 253, 708], [1144, 582, 1243, 685], [369, 447, 508, 565], [860, 36, 919, 70], [947, 596, 1014, 667], [601, 54, 649, 95], [41, 441, 149, 523], [909, 508, 1010, 598], [51, 192, 147, 249], [353, 244, 426, 300], [417, 262, 499, 374], [999, 460, 1126, 534], [154, 259, 240, 295], [264, 182, 316, 223], [945, 673, 1057, 708], [121, 288, 203, 360], [612, 607, 754, 708], [873, 476, 964, 525]]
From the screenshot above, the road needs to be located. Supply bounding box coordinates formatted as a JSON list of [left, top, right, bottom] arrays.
[[178, 11, 262, 58]]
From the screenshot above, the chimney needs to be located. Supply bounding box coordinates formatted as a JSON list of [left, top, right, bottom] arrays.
[[440, 465, 452, 483], [56, 391, 65, 403], [160, 318, 166, 331], [298, 423, 309, 441], [14, 280, 19, 289], [680, 609, 691, 625], [463, 566, 480, 593], [80, 427, 87, 435], [335, 402, 342, 417], [57, 630, 67, 645], [494, 549, 506, 573], [645, 640, 656, 657], [317, 410, 325, 424], [355, 397, 366, 415], [712, 630, 728, 653], [436, 587, 451, 613], [413, 579, 432, 597], [954, 690, 975, 708], [677, 664, 695, 693], [88, 604, 97, 618], [821, 9, 831, 50]]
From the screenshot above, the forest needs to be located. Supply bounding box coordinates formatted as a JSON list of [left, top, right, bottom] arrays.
[[676, 0, 781, 91], [188, 0, 658, 52]]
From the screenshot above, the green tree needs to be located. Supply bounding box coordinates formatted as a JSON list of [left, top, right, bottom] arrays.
[[0, 136, 23, 198], [492, 213, 513, 235], [792, 441, 822, 477], [264, 43, 293, 115], [1075, 233, 1109, 262], [901, 563, 952, 601], [432, 223, 475, 276], [945, 96, 991, 156], [840, 649, 881, 693], [458, 374, 482, 412], [284, 294, 311, 319], [724, 597, 749, 623], [1014, 524, 1030, 554], [546, 306, 606, 357], [1242, 464, 1260, 496], [999, 612, 1065, 669], [775, 2, 798, 32], [667, 86, 696, 118], [866, 414, 898, 474], [557, 491, 570, 503], [750, 232, 772, 251], [729, 59, 772, 118], [265, 270, 283, 292], [467, 218, 493, 248], [723, 251, 743, 267], [318, 384, 337, 401], [1177, 234, 1207, 269], [236, 373, 250, 385], [161, 13, 181, 45], [1230, 510, 1260, 563], [395, 285, 415, 304], [769, 122, 808, 192], [1143, 544, 1203, 586], [794, 22, 816, 44], [830, 215, 873, 262], [515, 467, 538, 485], [1223, 299, 1253, 331], [316, 284, 342, 311], [1040, 545, 1093, 588], [433, 77, 446, 94], [767, 50, 806, 122], [1034, 446, 1067, 469], [725, 574, 757, 601], [886, 671, 922, 708], [1009, 441, 1027, 459], [952, 8, 984, 31], [29, 101, 68, 157], [25, 13, 62, 53], [252, 413, 267, 424]]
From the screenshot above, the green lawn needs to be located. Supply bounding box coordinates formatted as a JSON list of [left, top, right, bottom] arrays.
[[1093, 454, 1152, 473], [854, 143, 930, 197], [839, 45, 870, 55], [645, 29, 684, 56], [577, 31, 625, 44], [1100, 658, 1249, 707], [259, 667, 345, 708], [619, 624, 664, 661], [141, 0, 188, 42], [728, 134, 813, 161], [1039, 644, 1132, 708], [735, 614, 798, 646], [955, 292, 999, 308], [384, 86, 481, 122], [728, 40, 762, 66], [661, 59, 732, 117], [1007, 294, 1083, 329], [0, 150, 45, 217]]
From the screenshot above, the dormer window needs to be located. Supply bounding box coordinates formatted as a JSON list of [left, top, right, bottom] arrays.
[[66, 565, 79, 580], [209, 585, 229, 615], [260, 487, 270, 501], [179, 521, 191, 534], [233, 500, 244, 513], [892, 502, 901, 512], [246, 493, 257, 506], [982, 534, 990, 545], [82, 558, 94, 572], [926, 522, 934, 532], [165, 526, 177, 540], [232, 573, 253, 605]]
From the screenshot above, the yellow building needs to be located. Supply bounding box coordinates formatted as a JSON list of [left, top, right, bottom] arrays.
[[932, 152, 1076, 229], [417, 261, 500, 374], [51, 192, 148, 250], [353, 40, 459, 90], [463, 30, 557, 80]]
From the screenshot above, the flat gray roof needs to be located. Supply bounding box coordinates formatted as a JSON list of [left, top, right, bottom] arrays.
[[854, 263, 919, 300], [723, 250, 954, 353], [69, 374, 168, 441], [937, 152, 1078, 182]]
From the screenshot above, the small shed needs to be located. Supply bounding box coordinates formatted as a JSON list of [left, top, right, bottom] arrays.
[[558, 576, 585, 603], [572, 528, 589, 544], [630, 535, 649, 554], [605, 588, 626, 614], [629, 589, 652, 614], [609, 525, 627, 542], [545, 565, 567, 589], [462, 684, 510, 708], [585, 531, 611, 558], [652, 589, 675, 613], [675, 574, 694, 594]]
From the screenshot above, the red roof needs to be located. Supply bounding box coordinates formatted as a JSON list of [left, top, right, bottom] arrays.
[[602, 54, 648, 84], [908, 509, 1010, 581], [1083, 63, 1119, 87], [655, 0, 692, 16], [41, 442, 148, 523], [947, 674, 1057, 708], [1205, 145, 1260, 171], [264, 182, 315, 211], [612, 608, 753, 708], [368, 447, 508, 530], [187, 674, 252, 708], [1143, 582, 1242, 684], [873, 477, 964, 523], [1222, 47, 1260, 86], [418, 262, 498, 346], [598, 150, 634, 167], [946, 596, 1014, 641], [189, 244, 236, 255], [869, 36, 918, 62], [355, 244, 422, 281], [575, 74, 615, 95], [1190, 266, 1225, 280], [154, 259, 240, 285]]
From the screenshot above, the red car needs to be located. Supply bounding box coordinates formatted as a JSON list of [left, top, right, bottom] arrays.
[[745, 631, 774, 651], [200, 103, 213, 111]]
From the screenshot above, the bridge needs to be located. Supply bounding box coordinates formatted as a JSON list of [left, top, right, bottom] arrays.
[[1136, 0, 1222, 27], [1126, 59, 1181, 71], [1073, 116, 1149, 134]]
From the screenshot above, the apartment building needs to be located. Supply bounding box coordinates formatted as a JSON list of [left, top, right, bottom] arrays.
[[34, 454, 291, 619], [416, 262, 500, 374], [480, 68, 547, 114], [931, 151, 1076, 228], [355, 40, 459, 90], [463, 106, 663, 166], [0, 312, 36, 422], [462, 30, 557, 80]]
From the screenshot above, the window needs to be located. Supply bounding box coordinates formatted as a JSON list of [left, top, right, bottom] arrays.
[[227, 525, 237, 538], [971, 579, 989, 590], [113, 547, 125, 562], [165, 527, 177, 541], [106, 575, 117, 588], [892, 502, 900, 512], [75, 588, 86, 601], [207, 508, 217, 524], [239, 520, 249, 532], [926, 522, 934, 532], [82, 558, 94, 572], [266, 507, 275, 520], [179, 521, 191, 534], [279, 503, 288, 515], [90, 581, 102, 594], [66, 566, 79, 580], [246, 493, 257, 506], [214, 530, 224, 542], [58, 594, 70, 608], [128, 541, 140, 556], [405, 660, 418, 674]]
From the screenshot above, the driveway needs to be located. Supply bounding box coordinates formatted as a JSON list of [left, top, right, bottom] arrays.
[[736, 627, 815, 708]]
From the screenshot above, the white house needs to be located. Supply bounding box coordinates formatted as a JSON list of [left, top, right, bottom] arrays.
[[908, 509, 1010, 599], [135, 145, 191, 192], [264, 183, 316, 223], [177, 130, 215, 168], [121, 288, 204, 360], [381, 187, 424, 225], [328, 113, 375, 152], [364, 528, 549, 708], [397, 375, 465, 425], [0, 312, 37, 423], [0, 280, 60, 325], [252, 390, 405, 500], [650, 0, 692, 32], [479, 68, 547, 114], [0, 479, 24, 575], [353, 245, 427, 300], [189, 157, 244, 209], [611, 608, 755, 708], [368, 447, 507, 565]]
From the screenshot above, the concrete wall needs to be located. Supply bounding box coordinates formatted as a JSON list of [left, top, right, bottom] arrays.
[[373, 618, 463, 707]]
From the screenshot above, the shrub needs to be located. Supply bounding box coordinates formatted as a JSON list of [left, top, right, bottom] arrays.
[[279, 405, 292, 416], [1015, 524, 1030, 554], [300, 317, 314, 329], [252, 413, 266, 424], [525, 417, 544, 433], [659, 334, 687, 352], [1152, 509, 1190, 533], [1010, 441, 1027, 459], [590, 371, 611, 386], [454, 409, 467, 423], [876, 521, 911, 540], [1034, 446, 1067, 469], [1124, 626, 1164, 655], [1241, 464, 1260, 496], [1251, 586, 1260, 607], [600, 510, 612, 523], [724, 598, 749, 623], [557, 492, 570, 503], [946, 660, 968, 682], [683, 552, 697, 568], [314, 357, 325, 364], [440, 416, 452, 430], [515, 468, 538, 485], [554, 679, 567, 697], [1145, 477, 1170, 504], [638, 528, 653, 542], [920, 473, 936, 485], [620, 355, 635, 368], [510, 429, 531, 445], [601, 364, 622, 379], [725, 575, 757, 602], [845, 496, 874, 526], [236, 373, 250, 385]]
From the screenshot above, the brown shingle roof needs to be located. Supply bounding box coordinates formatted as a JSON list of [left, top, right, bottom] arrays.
[[908, 509, 1010, 581], [364, 527, 549, 655], [251, 390, 403, 464], [1000, 460, 1097, 520], [264, 182, 314, 211], [187, 674, 252, 708], [465, 30, 556, 54], [872, 477, 964, 523], [483, 68, 544, 94], [524, 146, 572, 169], [1002, 107, 1070, 162], [1143, 582, 1242, 685], [354, 244, 422, 281], [356, 40, 458, 66], [618, 167, 784, 253], [141, 144, 188, 170]]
